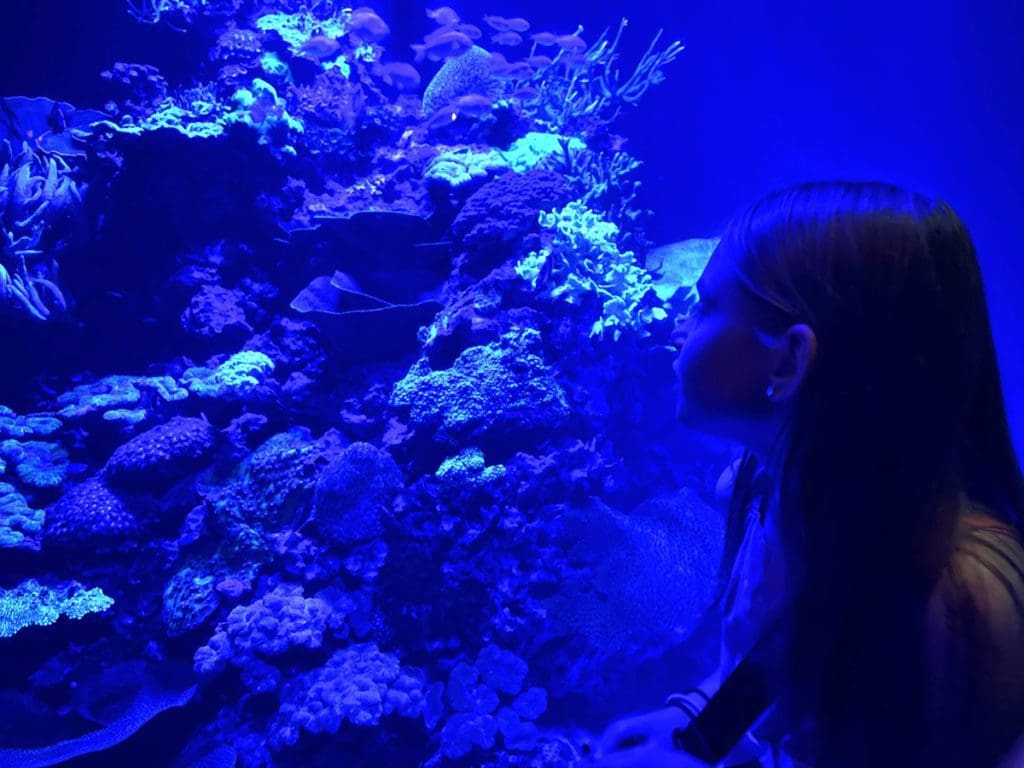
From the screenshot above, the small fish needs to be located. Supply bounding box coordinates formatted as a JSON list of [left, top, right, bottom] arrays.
[[424, 107, 460, 131], [453, 22, 482, 39], [530, 31, 559, 46], [375, 61, 421, 91], [559, 52, 591, 70], [449, 93, 495, 114], [505, 17, 530, 32], [511, 85, 539, 99], [555, 34, 587, 53], [488, 51, 509, 65], [349, 7, 390, 41], [490, 61, 535, 79], [526, 54, 552, 68], [491, 31, 523, 47], [425, 6, 460, 25], [483, 14, 530, 33], [297, 35, 341, 60], [411, 30, 473, 62]]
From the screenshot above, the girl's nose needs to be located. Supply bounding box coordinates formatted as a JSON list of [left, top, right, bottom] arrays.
[[670, 321, 689, 349]]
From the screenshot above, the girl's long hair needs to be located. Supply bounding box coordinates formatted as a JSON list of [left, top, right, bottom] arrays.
[[719, 181, 1024, 766]]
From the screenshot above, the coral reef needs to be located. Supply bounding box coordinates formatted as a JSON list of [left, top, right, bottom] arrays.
[[0, 3, 714, 766]]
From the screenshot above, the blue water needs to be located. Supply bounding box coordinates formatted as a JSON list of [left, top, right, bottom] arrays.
[[0, 2, 1020, 766]]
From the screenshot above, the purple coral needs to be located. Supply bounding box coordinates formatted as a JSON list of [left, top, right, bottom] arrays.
[[42, 477, 139, 549], [103, 416, 218, 492], [311, 442, 403, 545], [194, 584, 332, 691], [270, 642, 423, 749], [451, 169, 571, 273]]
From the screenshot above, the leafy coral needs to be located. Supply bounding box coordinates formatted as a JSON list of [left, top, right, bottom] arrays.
[[515, 200, 666, 340]]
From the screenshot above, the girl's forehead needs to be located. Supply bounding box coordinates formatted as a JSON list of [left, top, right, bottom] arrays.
[[697, 245, 737, 295]]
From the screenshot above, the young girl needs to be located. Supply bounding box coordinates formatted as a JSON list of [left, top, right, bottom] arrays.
[[592, 181, 1024, 767]]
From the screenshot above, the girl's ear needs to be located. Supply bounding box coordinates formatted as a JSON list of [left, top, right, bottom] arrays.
[[767, 323, 818, 401]]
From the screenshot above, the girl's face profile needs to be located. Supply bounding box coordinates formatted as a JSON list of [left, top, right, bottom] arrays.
[[671, 246, 780, 445]]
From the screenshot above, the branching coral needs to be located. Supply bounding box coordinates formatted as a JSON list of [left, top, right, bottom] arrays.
[[519, 20, 683, 133], [515, 200, 665, 340]]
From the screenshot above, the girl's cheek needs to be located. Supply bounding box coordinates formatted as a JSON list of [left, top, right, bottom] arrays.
[[679, 327, 765, 417]]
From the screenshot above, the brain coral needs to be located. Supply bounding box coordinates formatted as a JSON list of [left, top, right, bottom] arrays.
[[390, 327, 569, 447], [42, 477, 140, 549], [104, 416, 217, 492], [421, 46, 504, 116]]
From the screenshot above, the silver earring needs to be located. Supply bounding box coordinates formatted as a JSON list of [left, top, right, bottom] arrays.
[[766, 385, 776, 399]]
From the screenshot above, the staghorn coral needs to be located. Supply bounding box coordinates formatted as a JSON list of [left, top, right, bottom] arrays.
[[520, 20, 683, 133], [0, 578, 114, 639]]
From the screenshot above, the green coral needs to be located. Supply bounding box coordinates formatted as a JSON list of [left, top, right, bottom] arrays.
[[0, 578, 114, 639], [516, 200, 665, 341], [0, 406, 61, 440], [181, 350, 275, 399], [424, 147, 509, 187], [0, 483, 44, 550], [436, 448, 506, 488], [254, 10, 348, 50], [56, 374, 188, 423], [424, 133, 587, 187], [0, 439, 68, 488], [501, 132, 586, 173], [390, 329, 570, 445]]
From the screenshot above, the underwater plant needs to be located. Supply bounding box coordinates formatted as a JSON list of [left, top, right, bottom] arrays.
[[0, 140, 85, 320]]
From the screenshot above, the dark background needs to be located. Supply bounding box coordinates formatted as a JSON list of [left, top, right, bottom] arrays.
[[1, 0, 1021, 452]]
